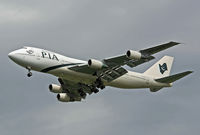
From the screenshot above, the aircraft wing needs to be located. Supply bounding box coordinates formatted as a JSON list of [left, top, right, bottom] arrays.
[[103, 41, 179, 68], [69, 41, 179, 82], [69, 64, 128, 82], [139, 41, 179, 55], [58, 78, 93, 101], [103, 55, 155, 68]]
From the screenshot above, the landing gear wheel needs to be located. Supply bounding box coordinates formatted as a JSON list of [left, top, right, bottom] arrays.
[[96, 82, 105, 90], [70, 98, 75, 102], [27, 72, 32, 77], [100, 85, 105, 90], [80, 92, 86, 97], [78, 89, 86, 97], [95, 77, 105, 90], [92, 88, 99, 93], [26, 66, 32, 77], [94, 89, 99, 93]]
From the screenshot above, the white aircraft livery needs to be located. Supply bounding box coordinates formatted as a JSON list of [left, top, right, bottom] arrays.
[[8, 42, 192, 102]]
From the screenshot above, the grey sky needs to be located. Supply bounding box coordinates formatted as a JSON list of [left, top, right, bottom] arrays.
[[0, 0, 199, 135]]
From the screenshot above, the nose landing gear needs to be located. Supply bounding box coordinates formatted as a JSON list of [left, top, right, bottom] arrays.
[[26, 67, 32, 77], [27, 72, 32, 77]]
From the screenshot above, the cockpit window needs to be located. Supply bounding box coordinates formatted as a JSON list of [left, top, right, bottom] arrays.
[[26, 49, 34, 54]]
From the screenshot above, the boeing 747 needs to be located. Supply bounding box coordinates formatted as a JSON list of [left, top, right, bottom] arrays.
[[8, 42, 192, 102]]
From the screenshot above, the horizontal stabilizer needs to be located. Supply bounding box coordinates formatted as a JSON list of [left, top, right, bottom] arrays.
[[155, 71, 193, 83], [150, 87, 163, 92]]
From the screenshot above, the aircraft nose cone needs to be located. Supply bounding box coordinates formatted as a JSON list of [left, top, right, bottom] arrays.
[[8, 50, 27, 67], [8, 51, 15, 60]]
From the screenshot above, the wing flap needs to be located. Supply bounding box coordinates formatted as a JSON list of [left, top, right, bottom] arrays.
[[126, 56, 155, 67], [69, 64, 96, 74], [103, 55, 128, 66], [101, 66, 128, 82], [69, 64, 128, 82]]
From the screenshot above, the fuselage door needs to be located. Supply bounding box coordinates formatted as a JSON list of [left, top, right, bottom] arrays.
[[35, 50, 41, 60]]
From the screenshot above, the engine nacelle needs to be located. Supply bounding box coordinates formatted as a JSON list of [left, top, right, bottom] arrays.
[[88, 59, 104, 69], [49, 84, 62, 93], [126, 50, 142, 60], [57, 93, 71, 102]]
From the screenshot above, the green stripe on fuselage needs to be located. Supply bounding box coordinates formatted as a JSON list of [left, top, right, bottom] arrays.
[[41, 63, 83, 73]]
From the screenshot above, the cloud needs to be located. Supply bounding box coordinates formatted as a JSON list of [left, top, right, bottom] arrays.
[[0, 3, 41, 24]]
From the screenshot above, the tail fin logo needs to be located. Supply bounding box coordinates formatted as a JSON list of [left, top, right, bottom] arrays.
[[159, 63, 168, 74]]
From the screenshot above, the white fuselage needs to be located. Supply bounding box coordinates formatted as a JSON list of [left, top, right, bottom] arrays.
[[8, 47, 170, 89]]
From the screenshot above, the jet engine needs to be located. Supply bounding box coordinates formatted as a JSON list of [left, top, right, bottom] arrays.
[[49, 84, 62, 93], [126, 50, 142, 60], [88, 59, 104, 69], [57, 93, 71, 102]]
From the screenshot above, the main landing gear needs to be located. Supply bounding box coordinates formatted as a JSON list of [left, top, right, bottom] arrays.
[[95, 78, 105, 90], [91, 87, 99, 93], [26, 66, 32, 77], [78, 89, 87, 98], [90, 78, 105, 94]]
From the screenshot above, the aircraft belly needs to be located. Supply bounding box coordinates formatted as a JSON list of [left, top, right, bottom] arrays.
[[50, 67, 96, 84], [49, 67, 154, 89], [47, 66, 169, 89], [107, 73, 149, 89]]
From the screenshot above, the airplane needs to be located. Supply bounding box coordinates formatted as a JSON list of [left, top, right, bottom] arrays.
[[8, 42, 193, 102]]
